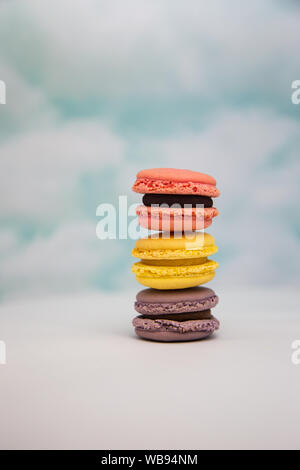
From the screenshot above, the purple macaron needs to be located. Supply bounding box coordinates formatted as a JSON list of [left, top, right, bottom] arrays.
[[133, 287, 219, 342], [134, 287, 219, 315]]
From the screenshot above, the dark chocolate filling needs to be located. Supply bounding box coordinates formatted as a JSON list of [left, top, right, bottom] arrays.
[[142, 310, 212, 322], [142, 193, 213, 208]]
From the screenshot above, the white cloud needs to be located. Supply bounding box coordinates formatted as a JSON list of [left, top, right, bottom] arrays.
[[0, 221, 122, 298], [0, 62, 57, 134], [0, 230, 19, 259], [143, 110, 299, 193], [0, 0, 299, 99], [0, 117, 127, 298], [0, 120, 125, 222]]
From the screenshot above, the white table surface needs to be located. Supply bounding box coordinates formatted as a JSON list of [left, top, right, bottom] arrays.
[[0, 288, 299, 450]]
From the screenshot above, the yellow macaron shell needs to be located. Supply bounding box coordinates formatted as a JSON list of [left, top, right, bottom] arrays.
[[131, 259, 218, 290], [135, 272, 216, 290], [132, 260, 218, 278], [132, 232, 218, 260]]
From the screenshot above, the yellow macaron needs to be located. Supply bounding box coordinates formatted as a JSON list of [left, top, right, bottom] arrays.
[[132, 232, 218, 290]]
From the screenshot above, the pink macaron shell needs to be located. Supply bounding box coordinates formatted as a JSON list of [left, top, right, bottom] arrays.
[[133, 168, 220, 197], [136, 205, 218, 232], [137, 168, 216, 185], [138, 214, 212, 231]]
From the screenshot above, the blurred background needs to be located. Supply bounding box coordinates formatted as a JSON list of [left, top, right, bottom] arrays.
[[0, 0, 299, 300]]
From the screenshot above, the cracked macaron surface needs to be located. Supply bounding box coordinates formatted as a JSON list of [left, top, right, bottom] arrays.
[[133, 314, 219, 342], [133, 314, 219, 333]]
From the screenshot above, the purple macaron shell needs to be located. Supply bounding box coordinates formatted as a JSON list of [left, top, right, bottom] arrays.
[[135, 287, 218, 315], [135, 329, 213, 342], [133, 315, 219, 342]]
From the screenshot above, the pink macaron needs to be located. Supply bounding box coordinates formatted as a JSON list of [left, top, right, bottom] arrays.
[[132, 168, 220, 232]]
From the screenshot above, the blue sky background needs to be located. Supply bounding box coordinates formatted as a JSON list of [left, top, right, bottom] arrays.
[[0, 0, 299, 299]]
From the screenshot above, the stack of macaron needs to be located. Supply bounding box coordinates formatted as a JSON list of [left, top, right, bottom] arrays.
[[131, 168, 220, 342]]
